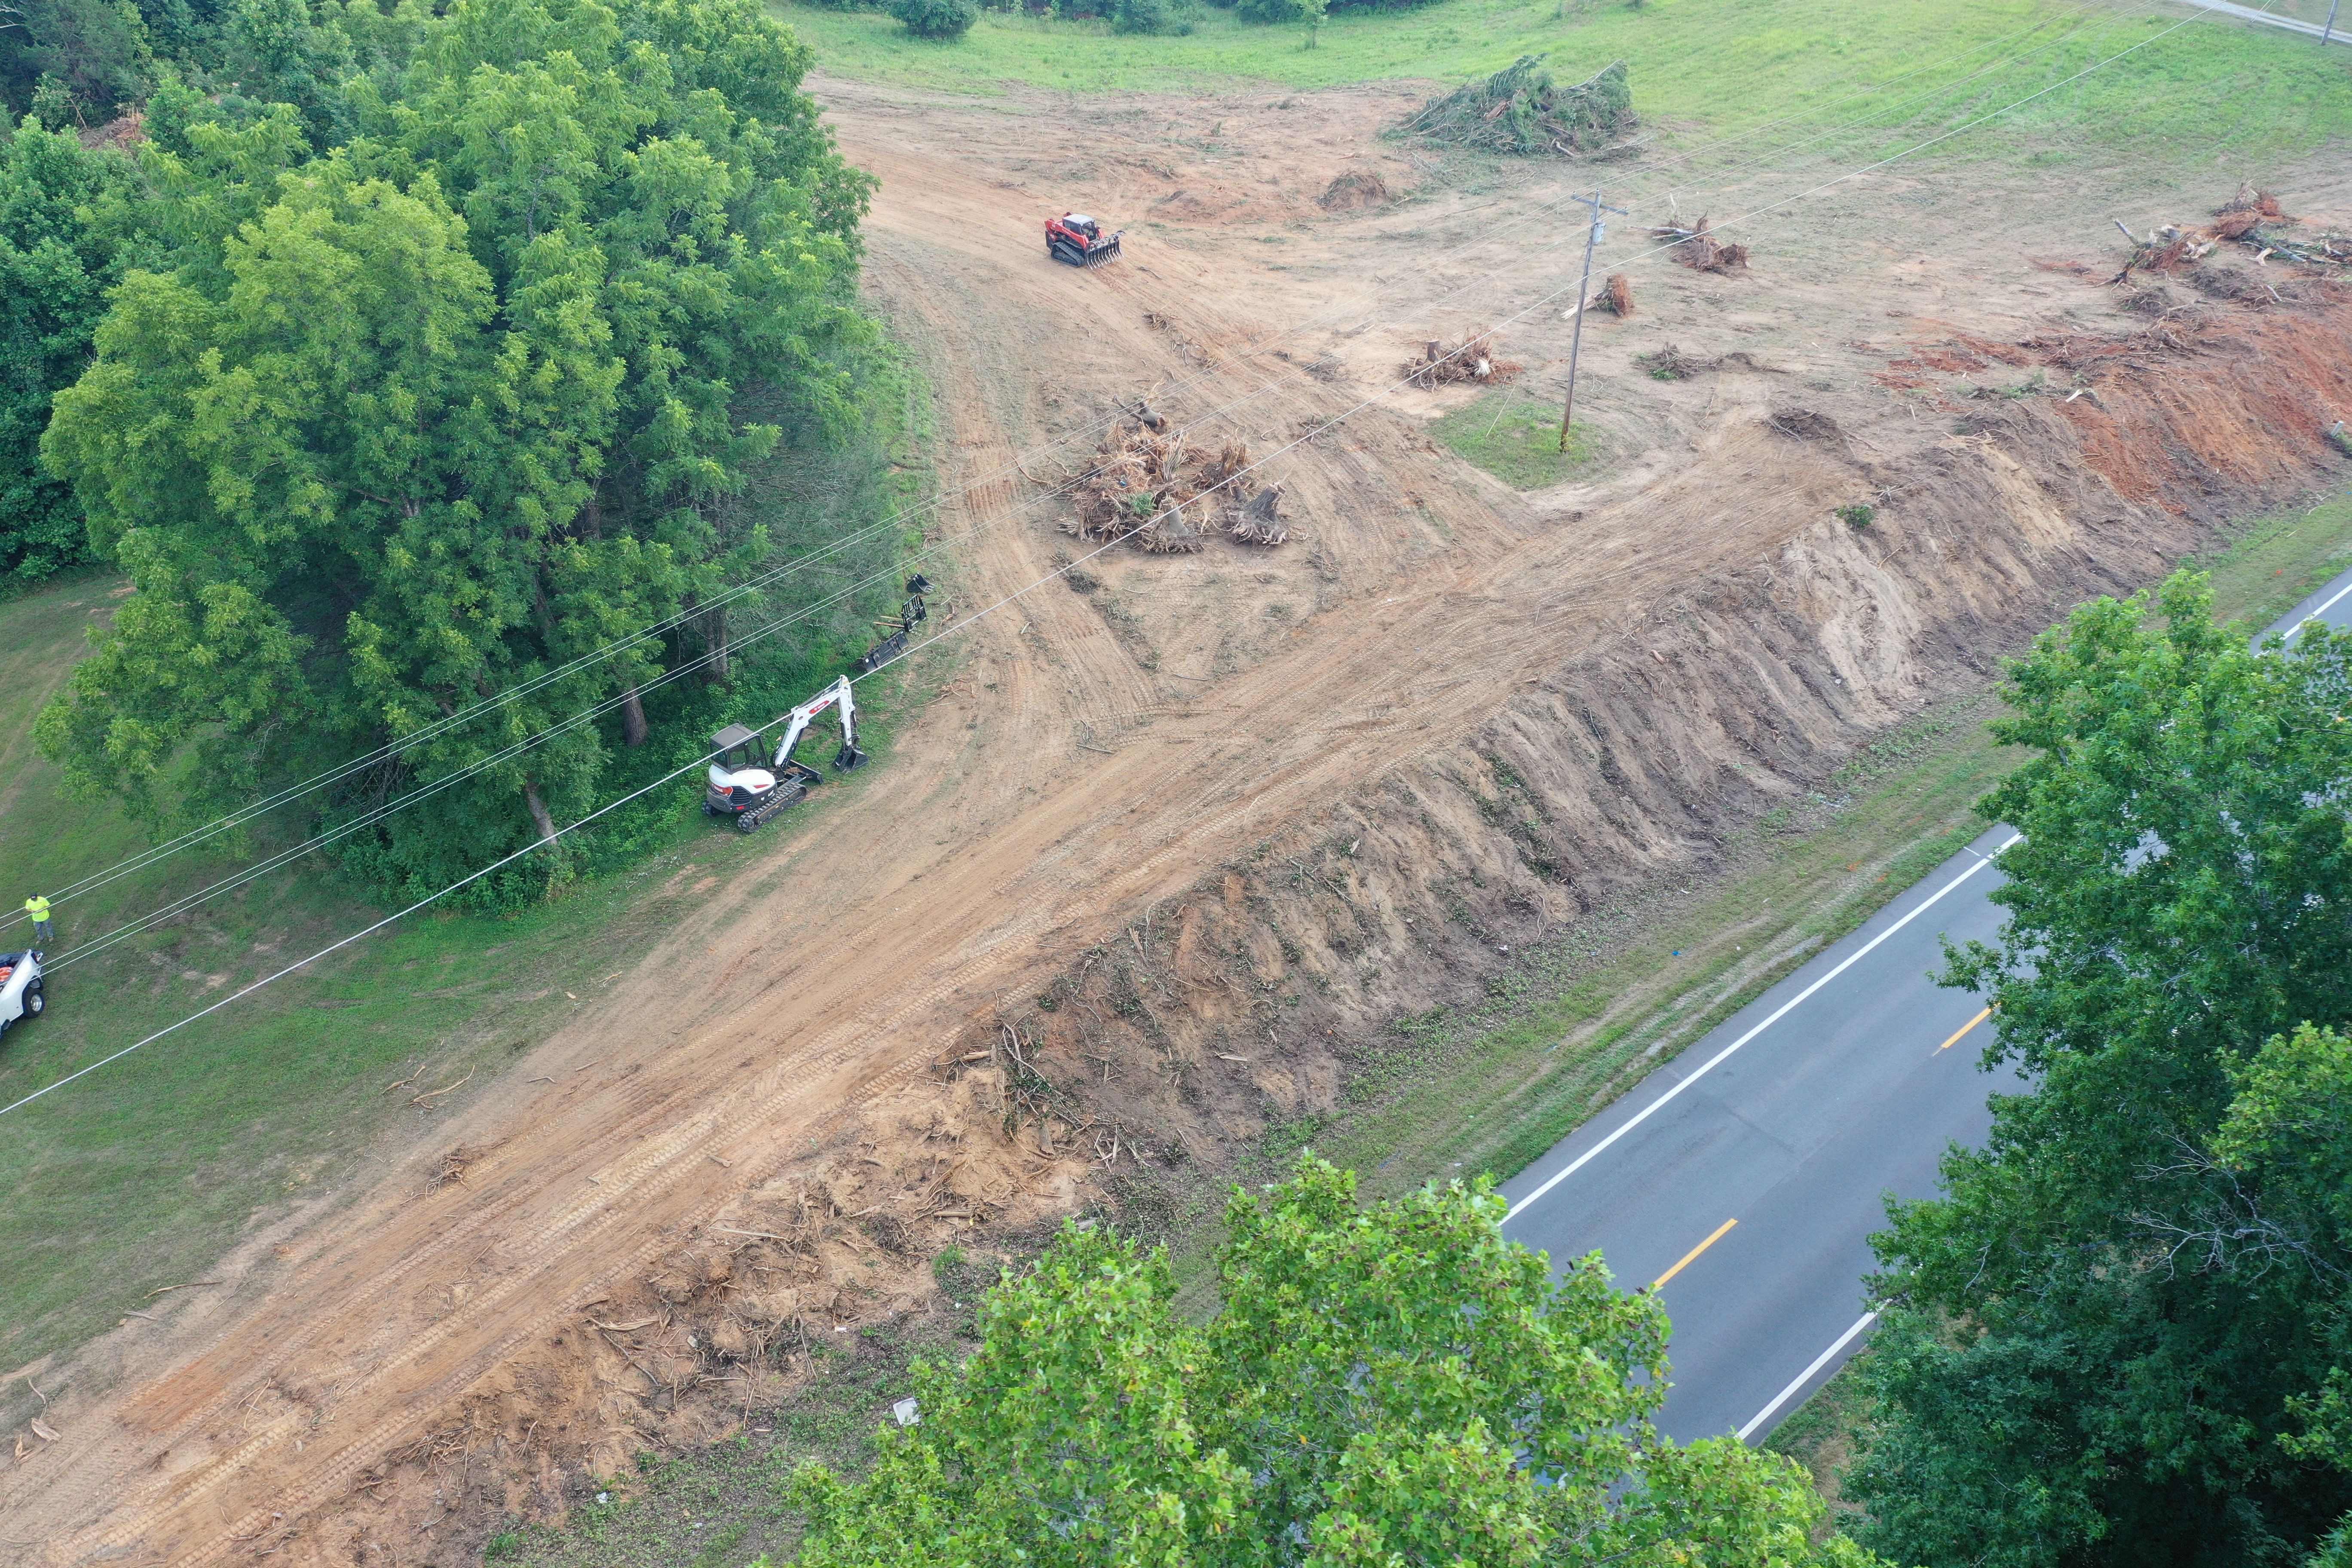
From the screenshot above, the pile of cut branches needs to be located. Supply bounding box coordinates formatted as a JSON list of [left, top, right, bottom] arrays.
[[1059, 420, 1288, 552], [2110, 188, 2346, 285], [1395, 58, 1633, 157], [1636, 342, 1784, 380], [1652, 214, 1748, 273], [1402, 330, 1521, 388]]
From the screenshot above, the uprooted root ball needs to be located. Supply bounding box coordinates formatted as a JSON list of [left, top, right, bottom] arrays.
[[1403, 331, 1522, 388], [1060, 422, 1290, 551]]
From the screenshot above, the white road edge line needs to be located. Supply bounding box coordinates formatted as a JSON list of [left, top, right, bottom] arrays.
[[1503, 833, 2024, 1223], [2287, 576, 2352, 640], [1738, 1310, 1880, 1442]]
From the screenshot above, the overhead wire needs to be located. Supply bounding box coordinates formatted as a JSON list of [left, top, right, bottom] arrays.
[[28, 0, 2181, 916], [0, 0, 2245, 1117], [30, 0, 2246, 972]]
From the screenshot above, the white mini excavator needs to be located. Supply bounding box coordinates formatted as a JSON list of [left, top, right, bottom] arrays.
[[704, 676, 867, 834]]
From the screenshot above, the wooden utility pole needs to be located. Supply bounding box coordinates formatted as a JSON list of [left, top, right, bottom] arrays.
[[2324, 0, 2340, 47], [1558, 190, 1628, 453]]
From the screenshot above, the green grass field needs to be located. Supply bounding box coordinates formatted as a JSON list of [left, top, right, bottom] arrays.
[[0, 383, 937, 1371], [784, 0, 2352, 164], [1431, 395, 1600, 490], [0, 576, 917, 1368]]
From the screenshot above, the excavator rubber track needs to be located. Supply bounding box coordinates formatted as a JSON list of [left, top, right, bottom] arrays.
[[735, 777, 808, 833]]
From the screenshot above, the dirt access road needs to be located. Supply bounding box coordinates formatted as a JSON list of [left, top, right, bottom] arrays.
[[7, 72, 2347, 1566]]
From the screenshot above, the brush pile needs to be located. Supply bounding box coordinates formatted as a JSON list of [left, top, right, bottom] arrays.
[[2112, 187, 2347, 285], [1060, 422, 1288, 552], [1599, 273, 1635, 316], [1402, 330, 1521, 388], [1652, 214, 1748, 274], [1636, 343, 1783, 380], [1396, 58, 1634, 157]]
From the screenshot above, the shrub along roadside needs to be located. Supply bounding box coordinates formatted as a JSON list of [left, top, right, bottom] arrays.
[[892, 0, 976, 37]]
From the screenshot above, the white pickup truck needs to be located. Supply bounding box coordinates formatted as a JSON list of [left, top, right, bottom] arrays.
[[0, 949, 44, 1040]]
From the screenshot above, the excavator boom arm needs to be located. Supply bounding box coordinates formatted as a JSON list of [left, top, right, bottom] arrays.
[[769, 677, 864, 772]]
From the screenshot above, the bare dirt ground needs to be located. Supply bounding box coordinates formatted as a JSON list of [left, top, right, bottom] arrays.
[[5, 74, 2349, 1567]]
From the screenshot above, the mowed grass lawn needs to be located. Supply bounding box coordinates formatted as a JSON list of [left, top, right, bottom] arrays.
[[785, 0, 2352, 162]]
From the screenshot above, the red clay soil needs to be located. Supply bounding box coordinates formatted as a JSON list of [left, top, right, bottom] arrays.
[[3, 74, 2348, 1568], [2036, 297, 2352, 510]]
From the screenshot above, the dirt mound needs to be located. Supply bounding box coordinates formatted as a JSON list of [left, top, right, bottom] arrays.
[[1318, 168, 1390, 211], [2030, 297, 2352, 514], [1396, 58, 1633, 156], [1767, 407, 1843, 442]]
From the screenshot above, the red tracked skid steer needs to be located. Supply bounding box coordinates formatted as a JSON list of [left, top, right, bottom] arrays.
[[1046, 212, 1122, 269]]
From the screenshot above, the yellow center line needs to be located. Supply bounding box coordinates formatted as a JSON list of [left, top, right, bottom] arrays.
[[1650, 1217, 1738, 1292], [1936, 1007, 1993, 1054]]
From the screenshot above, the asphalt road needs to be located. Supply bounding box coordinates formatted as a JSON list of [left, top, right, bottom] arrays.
[[1499, 559, 2352, 1444], [2171, 0, 2348, 46]]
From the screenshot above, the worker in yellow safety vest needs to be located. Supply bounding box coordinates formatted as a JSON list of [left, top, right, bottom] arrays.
[[23, 894, 52, 946]]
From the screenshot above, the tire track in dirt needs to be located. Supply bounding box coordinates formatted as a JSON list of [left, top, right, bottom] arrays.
[[8, 78, 2254, 1565]]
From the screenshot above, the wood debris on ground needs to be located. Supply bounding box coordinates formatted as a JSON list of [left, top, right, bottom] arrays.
[[1396, 57, 1634, 156], [1652, 214, 1749, 274], [1057, 415, 1289, 551], [1402, 330, 1520, 388], [1637, 343, 1784, 380], [2107, 187, 2347, 288], [1656, 215, 1750, 276]]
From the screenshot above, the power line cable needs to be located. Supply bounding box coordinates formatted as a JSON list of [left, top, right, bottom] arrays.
[[31, 0, 2254, 969], [0, 0, 2234, 1117], [28, 0, 2175, 913]]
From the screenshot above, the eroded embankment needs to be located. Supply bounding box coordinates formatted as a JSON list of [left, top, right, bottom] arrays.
[[223, 294, 2352, 1565], [928, 292, 2352, 1211]]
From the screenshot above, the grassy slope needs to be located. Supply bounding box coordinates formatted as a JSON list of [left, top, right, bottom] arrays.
[[786, 0, 2352, 164]]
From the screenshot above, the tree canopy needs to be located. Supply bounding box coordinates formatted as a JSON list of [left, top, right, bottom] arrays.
[[28, 0, 901, 902], [792, 1156, 1881, 1567], [0, 116, 151, 582], [1848, 572, 2352, 1567]]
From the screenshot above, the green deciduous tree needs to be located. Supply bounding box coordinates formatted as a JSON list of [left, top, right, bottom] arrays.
[[1848, 572, 2352, 1567], [792, 1156, 1880, 1567], [0, 114, 151, 582], [0, 0, 152, 122], [37, 0, 886, 903]]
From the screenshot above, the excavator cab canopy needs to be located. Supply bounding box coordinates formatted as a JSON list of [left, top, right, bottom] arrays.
[[1063, 214, 1098, 238], [710, 723, 762, 763]]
